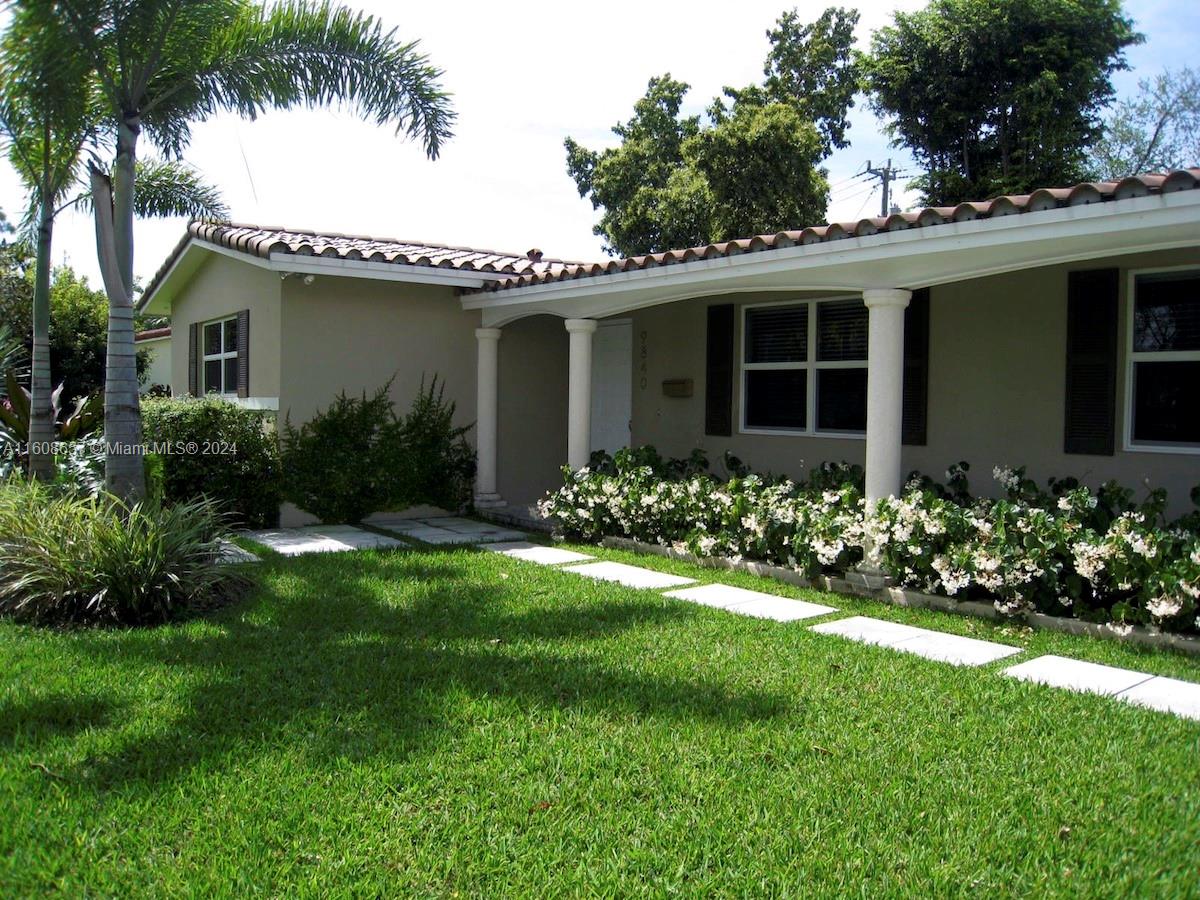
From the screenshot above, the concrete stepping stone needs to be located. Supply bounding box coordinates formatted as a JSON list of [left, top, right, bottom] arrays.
[[1117, 676, 1200, 721], [564, 561, 695, 590], [664, 584, 836, 622], [483, 541, 594, 565], [243, 526, 406, 556], [1002, 654, 1155, 695], [1003, 655, 1200, 721], [810, 615, 1021, 666]]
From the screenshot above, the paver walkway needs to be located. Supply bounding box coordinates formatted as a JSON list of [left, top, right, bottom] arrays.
[[375, 516, 527, 545], [811, 615, 1021, 666], [244, 525, 407, 556], [566, 561, 696, 590], [665, 584, 836, 622], [481, 541, 1199, 722], [484, 541, 594, 565]]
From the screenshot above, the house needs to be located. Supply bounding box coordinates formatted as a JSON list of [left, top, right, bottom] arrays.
[[134, 326, 172, 393], [138, 170, 1200, 525]]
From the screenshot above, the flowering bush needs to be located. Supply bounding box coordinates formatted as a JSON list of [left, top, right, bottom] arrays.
[[872, 466, 1198, 632], [541, 450, 1200, 634], [539, 449, 864, 577]]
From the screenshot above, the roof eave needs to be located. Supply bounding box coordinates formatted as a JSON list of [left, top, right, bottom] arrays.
[[462, 191, 1200, 326]]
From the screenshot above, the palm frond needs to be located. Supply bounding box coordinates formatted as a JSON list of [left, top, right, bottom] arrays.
[[133, 0, 455, 159], [73, 158, 230, 221]]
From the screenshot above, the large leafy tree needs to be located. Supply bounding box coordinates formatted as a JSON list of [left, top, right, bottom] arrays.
[[1090, 68, 1200, 180], [566, 7, 852, 257], [16, 0, 454, 502], [864, 0, 1141, 205]]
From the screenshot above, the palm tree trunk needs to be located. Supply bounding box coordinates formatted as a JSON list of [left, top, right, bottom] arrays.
[[27, 196, 56, 480], [96, 116, 145, 502]]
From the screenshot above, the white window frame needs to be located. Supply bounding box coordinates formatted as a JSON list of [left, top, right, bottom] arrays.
[[1123, 265, 1200, 455], [739, 296, 868, 439], [201, 316, 239, 396]]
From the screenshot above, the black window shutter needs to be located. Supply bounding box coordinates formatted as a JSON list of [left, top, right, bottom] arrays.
[[188, 322, 199, 396], [705, 304, 734, 436], [902, 288, 930, 446], [236, 309, 250, 399], [1064, 269, 1119, 455]]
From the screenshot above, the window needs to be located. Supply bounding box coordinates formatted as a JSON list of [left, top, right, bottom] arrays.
[[1126, 270, 1200, 450], [741, 298, 868, 435], [202, 317, 239, 395]]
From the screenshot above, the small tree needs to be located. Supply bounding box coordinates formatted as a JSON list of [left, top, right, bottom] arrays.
[[1091, 68, 1200, 180]]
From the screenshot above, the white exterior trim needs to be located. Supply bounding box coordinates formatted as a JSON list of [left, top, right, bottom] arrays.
[[466, 191, 1200, 326], [1122, 264, 1200, 456], [267, 252, 496, 288]]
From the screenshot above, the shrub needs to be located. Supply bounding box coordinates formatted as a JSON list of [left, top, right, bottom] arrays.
[[281, 376, 475, 524], [0, 480, 241, 626], [280, 381, 398, 524], [393, 377, 475, 513], [540, 446, 1200, 634], [142, 396, 281, 528], [539, 447, 864, 578]]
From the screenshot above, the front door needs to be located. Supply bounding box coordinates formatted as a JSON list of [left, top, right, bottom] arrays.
[[590, 320, 632, 455]]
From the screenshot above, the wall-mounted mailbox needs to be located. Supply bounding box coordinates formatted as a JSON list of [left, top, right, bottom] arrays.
[[662, 378, 694, 398]]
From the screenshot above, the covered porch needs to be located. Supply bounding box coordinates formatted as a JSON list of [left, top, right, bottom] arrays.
[[463, 181, 1200, 526]]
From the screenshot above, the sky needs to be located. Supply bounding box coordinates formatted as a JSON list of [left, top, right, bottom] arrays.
[[0, 0, 1196, 290]]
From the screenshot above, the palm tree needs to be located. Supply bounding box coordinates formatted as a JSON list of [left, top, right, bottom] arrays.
[[20, 0, 455, 502], [1, 10, 230, 481], [0, 10, 94, 480]]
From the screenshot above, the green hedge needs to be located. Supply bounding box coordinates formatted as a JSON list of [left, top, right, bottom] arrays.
[[141, 396, 280, 528]]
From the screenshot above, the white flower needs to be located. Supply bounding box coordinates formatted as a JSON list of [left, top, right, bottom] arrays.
[[1146, 595, 1182, 620], [992, 466, 1020, 491], [1106, 621, 1133, 637]]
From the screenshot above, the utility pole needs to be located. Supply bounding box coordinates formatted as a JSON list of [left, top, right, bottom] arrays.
[[864, 159, 898, 217]]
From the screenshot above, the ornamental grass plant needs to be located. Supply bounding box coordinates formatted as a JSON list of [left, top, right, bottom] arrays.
[[0, 479, 241, 626]]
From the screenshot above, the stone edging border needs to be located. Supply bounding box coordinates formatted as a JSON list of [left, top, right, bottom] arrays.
[[599, 536, 1200, 658]]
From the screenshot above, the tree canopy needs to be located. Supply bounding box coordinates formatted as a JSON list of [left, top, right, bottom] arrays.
[[864, 0, 1142, 205], [1090, 67, 1200, 180], [565, 7, 856, 257]]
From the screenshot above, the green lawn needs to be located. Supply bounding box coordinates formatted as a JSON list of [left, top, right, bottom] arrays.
[[2, 540, 1198, 897]]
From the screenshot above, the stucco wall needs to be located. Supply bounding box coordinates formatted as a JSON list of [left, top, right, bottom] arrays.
[[628, 248, 1200, 515], [277, 276, 479, 426], [137, 337, 172, 393], [167, 253, 282, 398], [496, 315, 569, 505]]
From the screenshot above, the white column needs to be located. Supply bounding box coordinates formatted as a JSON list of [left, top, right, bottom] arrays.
[[565, 318, 598, 469], [474, 327, 504, 507], [862, 288, 912, 509]]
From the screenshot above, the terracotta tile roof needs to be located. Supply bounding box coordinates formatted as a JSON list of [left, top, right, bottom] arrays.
[[478, 169, 1200, 294], [141, 220, 578, 305], [134, 326, 171, 341]]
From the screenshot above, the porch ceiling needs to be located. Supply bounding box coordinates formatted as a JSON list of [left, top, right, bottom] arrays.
[[463, 190, 1200, 327]]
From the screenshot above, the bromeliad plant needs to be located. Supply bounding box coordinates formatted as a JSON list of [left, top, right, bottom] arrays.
[[0, 368, 102, 445]]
